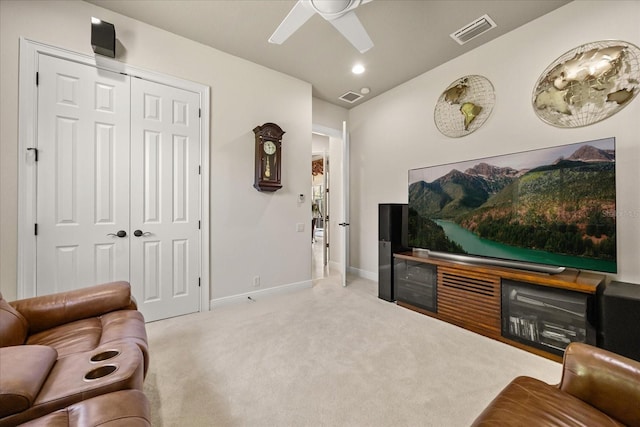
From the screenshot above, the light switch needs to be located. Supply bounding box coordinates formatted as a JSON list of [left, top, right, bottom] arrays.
[[296, 223, 305, 232]]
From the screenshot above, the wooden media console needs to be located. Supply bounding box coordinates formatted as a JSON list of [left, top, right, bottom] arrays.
[[393, 251, 604, 362]]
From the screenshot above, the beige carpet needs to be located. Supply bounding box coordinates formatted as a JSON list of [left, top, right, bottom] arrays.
[[143, 272, 561, 426]]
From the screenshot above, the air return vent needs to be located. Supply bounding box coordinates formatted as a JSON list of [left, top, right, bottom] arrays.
[[450, 14, 497, 45], [339, 91, 363, 103]]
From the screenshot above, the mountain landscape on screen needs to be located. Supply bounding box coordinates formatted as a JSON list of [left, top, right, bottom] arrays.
[[408, 138, 616, 273]]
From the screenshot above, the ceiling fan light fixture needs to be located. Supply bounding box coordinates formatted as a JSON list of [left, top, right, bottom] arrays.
[[269, 0, 374, 53], [310, 0, 355, 16]]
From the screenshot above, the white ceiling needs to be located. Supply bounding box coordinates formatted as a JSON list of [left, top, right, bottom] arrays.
[[86, 0, 571, 108]]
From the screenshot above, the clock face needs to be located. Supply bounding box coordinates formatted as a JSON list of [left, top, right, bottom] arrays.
[[263, 140, 277, 155]]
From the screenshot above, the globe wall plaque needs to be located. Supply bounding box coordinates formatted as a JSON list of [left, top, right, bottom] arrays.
[[532, 40, 640, 128], [434, 75, 496, 138]]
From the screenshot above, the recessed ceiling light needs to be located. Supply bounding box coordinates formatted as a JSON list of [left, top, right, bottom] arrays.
[[360, 87, 370, 94], [352, 64, 365, 74]]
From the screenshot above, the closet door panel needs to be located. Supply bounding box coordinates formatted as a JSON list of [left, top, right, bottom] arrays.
[[36, 54, 130, 294], [130, 78, 201, 321]]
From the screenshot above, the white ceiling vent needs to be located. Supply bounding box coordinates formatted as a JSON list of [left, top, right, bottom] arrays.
[[339, 91, 364, 104], [450, 14, 497, 45]]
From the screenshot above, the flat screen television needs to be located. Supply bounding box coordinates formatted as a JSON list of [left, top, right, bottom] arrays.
[[408, 137, 616, 274]]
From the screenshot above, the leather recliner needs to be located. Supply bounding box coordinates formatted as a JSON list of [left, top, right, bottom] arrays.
[[17, 390, 151, 427], [0, 281, 148, 370], [472, 342, 640, 426], [0, 282, 150, 426]]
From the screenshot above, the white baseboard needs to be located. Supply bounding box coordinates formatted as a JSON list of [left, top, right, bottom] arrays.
[[210, 280, 313, 309], [326, 260, 377, 282], [348, 266, 377, 282]]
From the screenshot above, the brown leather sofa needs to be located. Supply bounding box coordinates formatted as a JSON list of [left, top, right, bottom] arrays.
[[472, 342, 640, 426], [0, 282, 150, 426], [17, 390, 151, 427]]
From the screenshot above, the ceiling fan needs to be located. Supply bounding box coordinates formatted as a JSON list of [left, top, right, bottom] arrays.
[[269, 0, 374, 54]]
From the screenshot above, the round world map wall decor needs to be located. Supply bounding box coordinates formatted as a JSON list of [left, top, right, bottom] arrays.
[[532, 40, 640, 128], [434, 75, 496, 138]]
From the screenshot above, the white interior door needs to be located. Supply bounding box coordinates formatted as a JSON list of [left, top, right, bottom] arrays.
[[130, 78, 201, 321], [339, 121, 350, 286], [36, 54, 130, 294]]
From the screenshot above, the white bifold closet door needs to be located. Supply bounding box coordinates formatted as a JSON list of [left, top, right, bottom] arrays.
[[35, 54, 200, 321], [129, 78, 201, 322], [36, 54, 131, 292]]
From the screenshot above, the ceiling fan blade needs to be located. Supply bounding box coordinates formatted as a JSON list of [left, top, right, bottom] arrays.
[[268, 1, 315, 45], [329, 11, 373, 53]]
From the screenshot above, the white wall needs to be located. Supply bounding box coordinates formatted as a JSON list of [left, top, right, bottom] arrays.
[[348, 1, 640, 284], [312, 97, 348, 132], [0, 0, 312, 301], [312, 133, 330, 155]]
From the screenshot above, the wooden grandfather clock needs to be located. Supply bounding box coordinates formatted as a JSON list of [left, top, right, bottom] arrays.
[[253, 122, 285, 192]]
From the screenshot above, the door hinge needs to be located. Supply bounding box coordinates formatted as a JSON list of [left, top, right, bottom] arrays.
[[34, 223, 38, 236], [36, 72, 39, 86], [198, 220, 201, 230], [198, 108, 201, 118], [198, 277, 201, 287], [326, 243, 329, 248], [198, 165, 201, 175]]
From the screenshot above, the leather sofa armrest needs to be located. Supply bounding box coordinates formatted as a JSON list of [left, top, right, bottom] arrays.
[[559, 342, 640, 426], [10, 282, 135, 334], [17, 389, 151, 426], [127, 293, 139, 310], [0, 345, 57, 418]]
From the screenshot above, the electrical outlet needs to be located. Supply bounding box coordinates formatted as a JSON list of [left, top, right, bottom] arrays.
[[253, 276, 260, 287]]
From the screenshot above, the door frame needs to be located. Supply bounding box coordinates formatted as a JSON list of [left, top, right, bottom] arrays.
[[17, 38, 211, 311], [321, 149, 329, 268], [311, 123, 348, 284]]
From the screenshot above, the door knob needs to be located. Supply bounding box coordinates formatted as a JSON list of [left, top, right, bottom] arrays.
[[133, 230, 151, 237], [107, 230, 127, 238]]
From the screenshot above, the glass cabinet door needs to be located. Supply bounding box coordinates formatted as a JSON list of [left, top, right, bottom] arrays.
[[394, 259, 437, 313], [502, 279, 596, 355]]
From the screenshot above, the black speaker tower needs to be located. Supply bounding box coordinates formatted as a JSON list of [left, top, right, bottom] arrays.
[[378, 204, 408, 302], [598, 281, 640, 362]]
